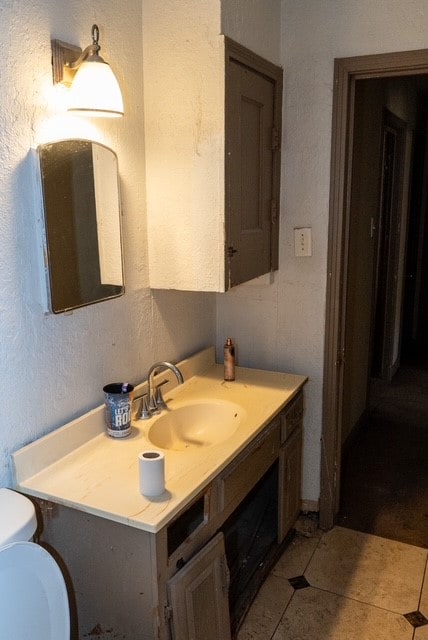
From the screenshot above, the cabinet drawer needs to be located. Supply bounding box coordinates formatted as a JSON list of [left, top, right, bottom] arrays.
[[217, 422, 280, 513], [280, 392, 303, 443]]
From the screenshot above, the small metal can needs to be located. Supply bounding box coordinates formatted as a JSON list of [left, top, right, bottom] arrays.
[[103, 383, 134, 438]]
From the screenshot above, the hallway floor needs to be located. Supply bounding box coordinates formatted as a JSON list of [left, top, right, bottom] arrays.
[[237, 525, 428, 640], [337, 359, 428, 548]]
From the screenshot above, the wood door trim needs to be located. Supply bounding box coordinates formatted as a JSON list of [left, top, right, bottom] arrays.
[[321, 48, 428, 530], [224, 37, 283, 82]]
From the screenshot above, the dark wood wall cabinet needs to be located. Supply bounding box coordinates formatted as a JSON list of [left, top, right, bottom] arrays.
[[144, 29, 283, 292]]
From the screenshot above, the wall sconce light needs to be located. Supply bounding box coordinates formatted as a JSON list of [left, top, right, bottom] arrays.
[[51, 24, 124, 118]]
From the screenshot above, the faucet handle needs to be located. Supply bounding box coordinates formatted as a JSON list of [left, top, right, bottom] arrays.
[[139, 394, 152, 420], [154, 380, 169, 410], [148, 391, 161, 415]]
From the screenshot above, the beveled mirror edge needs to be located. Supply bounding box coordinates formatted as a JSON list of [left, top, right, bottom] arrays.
[[32, 145, 54, 315]]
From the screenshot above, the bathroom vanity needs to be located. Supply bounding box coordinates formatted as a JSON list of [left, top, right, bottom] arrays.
[[12, 348, 306, 640]]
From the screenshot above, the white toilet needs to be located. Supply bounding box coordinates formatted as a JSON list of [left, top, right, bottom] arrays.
[[0, 488, 70, 639]]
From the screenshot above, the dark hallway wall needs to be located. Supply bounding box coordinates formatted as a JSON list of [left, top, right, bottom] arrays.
[[403, 102, 428, 356], [342, 75, 426, 447], [339, 77, 428, 547]]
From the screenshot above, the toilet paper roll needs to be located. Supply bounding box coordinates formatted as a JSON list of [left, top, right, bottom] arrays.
[[138, 451, 165, 497]]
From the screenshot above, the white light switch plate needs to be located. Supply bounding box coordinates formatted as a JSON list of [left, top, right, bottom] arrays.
[[294, 227, 312, 257]]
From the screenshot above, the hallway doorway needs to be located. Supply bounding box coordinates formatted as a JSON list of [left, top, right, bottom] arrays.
[[337, 359, 428, 548], [321, 49, 428, 532]]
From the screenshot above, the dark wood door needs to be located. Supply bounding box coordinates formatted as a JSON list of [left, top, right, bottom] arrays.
[[225, 40, 282, 289]]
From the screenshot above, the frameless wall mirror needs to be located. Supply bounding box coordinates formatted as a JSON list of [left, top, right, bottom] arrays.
[[37, 139, 124, 313]]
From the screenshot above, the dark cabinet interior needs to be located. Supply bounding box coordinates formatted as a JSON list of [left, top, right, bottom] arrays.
[[223, 461, 280, 634]]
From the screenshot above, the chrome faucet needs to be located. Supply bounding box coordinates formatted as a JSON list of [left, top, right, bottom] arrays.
[[140, 361, 184, 420]]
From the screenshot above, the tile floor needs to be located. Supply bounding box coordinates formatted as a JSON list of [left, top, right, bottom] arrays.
[[236, 525, 428, 640]]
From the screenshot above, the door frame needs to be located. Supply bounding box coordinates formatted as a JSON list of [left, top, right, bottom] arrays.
[[320, 48, 428, 530]]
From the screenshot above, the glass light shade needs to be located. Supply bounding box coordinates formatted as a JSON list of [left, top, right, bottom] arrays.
[[67, 60, 124, 117]]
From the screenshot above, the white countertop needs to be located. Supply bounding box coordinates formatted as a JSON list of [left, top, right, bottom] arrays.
[[12, 348, 307, 533]]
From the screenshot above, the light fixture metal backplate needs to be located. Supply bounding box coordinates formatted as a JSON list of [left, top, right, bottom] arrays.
[[51, 39, 82, 86]]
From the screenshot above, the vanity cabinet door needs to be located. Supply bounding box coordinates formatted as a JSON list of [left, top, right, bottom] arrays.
[[278, 425, 303, 542], [167, 532, 231, 640]]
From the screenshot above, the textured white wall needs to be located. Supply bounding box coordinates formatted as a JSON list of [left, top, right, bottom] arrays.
[[0, 0, 215, 487], [143, 0, 226, 292], [217, 0, 428, 505], [221, 0, 281, 65]]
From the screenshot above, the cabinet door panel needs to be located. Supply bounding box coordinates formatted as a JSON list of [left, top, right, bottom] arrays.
[[167, 532, 231, 640], [227, 59, 275, 287]]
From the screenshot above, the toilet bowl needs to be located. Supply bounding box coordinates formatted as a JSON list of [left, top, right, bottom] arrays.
[[0, 488, 70, 640]]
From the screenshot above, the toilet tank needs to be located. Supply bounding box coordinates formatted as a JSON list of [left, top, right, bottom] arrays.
[[0, 488, 38, 545]]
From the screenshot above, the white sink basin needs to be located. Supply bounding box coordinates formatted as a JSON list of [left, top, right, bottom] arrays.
[[147, 400, 245, 451]]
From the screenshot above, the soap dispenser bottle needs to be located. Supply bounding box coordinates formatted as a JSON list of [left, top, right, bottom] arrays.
[[224, 338, 235, 381]]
